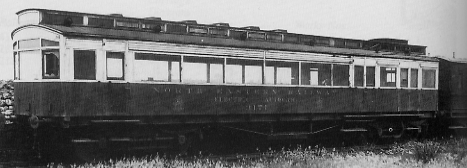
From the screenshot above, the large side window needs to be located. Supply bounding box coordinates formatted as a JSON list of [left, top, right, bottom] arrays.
[[400, 68, 408, 88], [410, 69, 418, 88], [354, 66, 364, 87], [301, 63, 330, 86], [333, 64, 349, 86], [106, 52, 124, 80], [422, 69, 436, 88], [245, 63, 262, 84], [74, 50, 96, 80], [266, 61, 299, 85], [43, 50, 60, 79], [380, 67, 396, 87], [366, 66, 375, 87], [210, 63, 223, 84], [134, 53, 180, 82], [225, 59, 243, 84], [182, 56, 223, 84], [183, 57, 207, 83], [225, 59, 262, 84]]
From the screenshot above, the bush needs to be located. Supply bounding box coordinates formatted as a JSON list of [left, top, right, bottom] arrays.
[[412, 141, 444, 163], [48, 135, 467, 167]]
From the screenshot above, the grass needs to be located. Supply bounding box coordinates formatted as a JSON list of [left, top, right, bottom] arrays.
[[50, 138, 467, 168]]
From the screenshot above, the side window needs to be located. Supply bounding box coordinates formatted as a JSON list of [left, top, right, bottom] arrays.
[[171, 61, 181, 82], [43, 50, 60, 79], [244, 62, 263, 84], [354, 66, 364, 87], [106, 52, 124, 80], [380, 67, 396, 87], [400, 68, 408, 88], [183, 57, 208, 83], [210, 63, 223, 84], [182, 56, 223, 84], [301, 63, 331, 86], [74, 50, 96, 80], [422, 69, 436, 88], [410, 69, 418, 88], [19, 50, 41, 80], [366, 66, 375, 87], [333, 64, 349, 86], [134, 53, 180, 82], [266, 61, 299, 85], [265, 65, 274, 85], [225, 59, 262, 84], [225, 59, 243, 84]]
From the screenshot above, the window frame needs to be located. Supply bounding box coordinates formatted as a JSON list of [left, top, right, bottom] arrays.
[[365, 66, 376, 88], [182, 56, 224, 84], [106, 51, 125, 80], [332, 63, 350, 86], [354, 65, 364, 87], [73, 49, 97, 80], [400, 68, 409, 88], [226, 57, 264, 85], [410, 68, 419, 89], [42, 49, 60, 79], [265, 59, 299, 85], [380, 66, 397, 87], [133, 52, 181, 82], [422, 68, 437, 89]]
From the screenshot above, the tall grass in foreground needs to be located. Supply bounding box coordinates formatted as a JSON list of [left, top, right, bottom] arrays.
[[51, 138, 467, 168]]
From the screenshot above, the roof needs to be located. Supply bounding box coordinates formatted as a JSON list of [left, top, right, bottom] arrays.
[[436, 56, 467, 64], [12, 24, 438, 62]]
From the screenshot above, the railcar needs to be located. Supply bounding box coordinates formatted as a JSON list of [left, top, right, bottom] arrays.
[[438, 58, 467, 136], [2, 9, 441, 162]]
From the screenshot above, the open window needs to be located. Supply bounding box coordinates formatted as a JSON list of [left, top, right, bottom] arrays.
[[43, 50, 60, 79], [134, 53, 180, 82], [106, 52, 124, 80], [380, 67, 396, 87]]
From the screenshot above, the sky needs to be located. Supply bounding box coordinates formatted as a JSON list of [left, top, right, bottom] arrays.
[[0, 0, 466, 80]]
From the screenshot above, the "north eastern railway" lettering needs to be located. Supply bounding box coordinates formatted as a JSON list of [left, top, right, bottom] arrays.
[[153, 86, 331, 96]]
